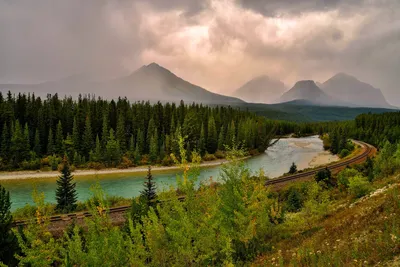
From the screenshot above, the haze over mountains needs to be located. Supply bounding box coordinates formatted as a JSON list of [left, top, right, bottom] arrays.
[[232, 76, 286, 104], [0, 62, 394, 109], [0, 63, 243, 105]]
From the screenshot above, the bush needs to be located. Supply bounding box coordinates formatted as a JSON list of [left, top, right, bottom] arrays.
[[214, 150, 225, 159], [20, 159, 41, 170], [140, 155, 149, 166], [118, 156, 133, 169], [203, 153, 217, 161], [339, 149, 350, 158], [248, 149, 260, 156], [348, 175, 372, 198], [337, 168, 361, 191], [86, 162, 106, 170], [161, 155, 174, 166], [13, 203, 56, 220]]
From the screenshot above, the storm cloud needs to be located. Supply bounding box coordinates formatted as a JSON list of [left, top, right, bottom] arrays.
[[1, 0, 400, 105]]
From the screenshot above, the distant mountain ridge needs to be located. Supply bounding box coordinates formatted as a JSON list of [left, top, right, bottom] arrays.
[[279, 80, 337, 106], [0, 63, 243, 104], [232, 75, 286, 104], [321, 73, 392, 108]]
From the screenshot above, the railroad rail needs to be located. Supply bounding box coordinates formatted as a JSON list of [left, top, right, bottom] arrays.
[[13, 140, 375, 227]]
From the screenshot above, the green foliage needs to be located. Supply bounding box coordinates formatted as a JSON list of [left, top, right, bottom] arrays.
[[55, 157, 77, 213], [289, 162, 297, 174], [0, 185, 19, 265], [348, 175, 372, 198], [314, 168, 334, 188], [337, 168, 361, 190]]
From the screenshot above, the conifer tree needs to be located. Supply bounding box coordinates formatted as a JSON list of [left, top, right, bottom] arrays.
[[11, 120, 29, 164], [116, 113, 126, 152], [55, 120, 64, 155], [207, 116, 218, 154], [1, 122, 9, 160], [149, 131, 159, 163], [55, 157, 77, 213], [199, 123, 206, 155], [136, 128, 144, 155], [0, 185, 18, 265], [289, 162, 297, 174], [82, 116, 93, 158], [47, 128, 54, 155], [105, 129, 121, 166], [92, 135, 102, 162], [218, 126, 225, 151], [72, 117, 80, 154], [101, 114, 109, 150], [33, 128, 41, 156], [140, 166, 157, 208]]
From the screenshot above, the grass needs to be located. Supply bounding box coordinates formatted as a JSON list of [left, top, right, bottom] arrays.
[[253, 175, 400, 266]]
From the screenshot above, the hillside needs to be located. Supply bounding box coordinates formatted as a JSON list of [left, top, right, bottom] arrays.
[[279, 80, 337, 106], [232, 75, 286, 104], [322, 73, 392, 108], [0, 63, 243, 105]]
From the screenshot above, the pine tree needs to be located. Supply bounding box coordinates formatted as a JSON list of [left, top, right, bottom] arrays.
[[140, 166, 157, 208], [23, 123, 30, 152], [82, 116, 93, 158], [11, 120, 29, 164], [1, 123, 9, 160], [116, 113, 126, 152], [72, 117, 80, 154], [218, 126, 225, 151], [47, 128, 54, 155], [101, 114, 109, 150], [105, 129, 121, 167], [199, 123, 206, 155], [136, 128, 144, 155], [33, 129, 41, 156], [207, 116, 218, 154], [92, 135, 102, 162], [149, 131, 159, 163], [0, 185, 18, 265], [55, 120, 64, 155], [289, 162, 297, 174], [55, 157, 77, 213]]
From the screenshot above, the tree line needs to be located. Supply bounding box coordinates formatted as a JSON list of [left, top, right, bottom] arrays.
[[0, 92, 315, 171]]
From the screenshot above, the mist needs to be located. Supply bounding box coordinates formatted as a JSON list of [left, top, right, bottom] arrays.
[[1, 0, 400, 105]]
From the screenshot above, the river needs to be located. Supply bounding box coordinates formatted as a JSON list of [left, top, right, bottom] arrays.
[[1, 136, 335, 211]]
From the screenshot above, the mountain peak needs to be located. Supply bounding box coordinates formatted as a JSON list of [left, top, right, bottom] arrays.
[[232, 75, 286, 104]]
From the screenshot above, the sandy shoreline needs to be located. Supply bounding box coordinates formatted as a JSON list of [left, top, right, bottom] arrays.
[[0, 159, 232, 181], [308, 151, 339, 168]]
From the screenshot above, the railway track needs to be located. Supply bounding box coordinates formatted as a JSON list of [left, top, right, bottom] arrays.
[[13, 140, 375, 227]]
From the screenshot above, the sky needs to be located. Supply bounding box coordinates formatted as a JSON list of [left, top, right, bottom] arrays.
[[1, 0, 400, 105]]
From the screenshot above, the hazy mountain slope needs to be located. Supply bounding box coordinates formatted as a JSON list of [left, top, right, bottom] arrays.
[[232, 75, 286, 104], [322, 73, 392, 108], [0, 63, 243, 104], [279, 80, 336, 105]]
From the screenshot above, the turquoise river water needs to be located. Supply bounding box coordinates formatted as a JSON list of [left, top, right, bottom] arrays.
[[1, 136, 328, 211]]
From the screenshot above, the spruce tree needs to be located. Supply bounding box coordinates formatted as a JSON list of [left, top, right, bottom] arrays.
[[33, 129, 41, 156], [55, 157, 77, 213], [1, 122, 9, 160], [47, 128, 54, 155], [207, 116, 218, 154], [149, 131, 159, 163], [289, 162, 297, 174], [0, 185, 18, 265], [55, 120, 64, 155], [82, 116, 94, 158], [218, 126, 225, 151], [199, 123, 206, 156], [72, 117, 80, 154], [140, 166, 157, 208], [101, 114, 109, 150], [116, 113, 126, 152]]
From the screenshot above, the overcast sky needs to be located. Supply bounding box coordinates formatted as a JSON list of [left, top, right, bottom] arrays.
[[1, 0, 400, 105]]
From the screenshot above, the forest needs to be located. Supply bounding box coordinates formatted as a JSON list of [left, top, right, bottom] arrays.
[[0, 92, 315, 171]]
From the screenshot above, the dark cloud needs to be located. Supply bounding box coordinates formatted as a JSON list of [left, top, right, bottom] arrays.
[[0, 0, 400, 105]]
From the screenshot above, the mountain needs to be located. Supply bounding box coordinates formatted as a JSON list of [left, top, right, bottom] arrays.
[[279, 80, 336, 105], [232, 75, 286, 104], [321, 73, 392, 108], [0, 63, 243, 104]]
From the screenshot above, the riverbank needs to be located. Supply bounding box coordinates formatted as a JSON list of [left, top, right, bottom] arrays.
[[0, 158, 235, 181]]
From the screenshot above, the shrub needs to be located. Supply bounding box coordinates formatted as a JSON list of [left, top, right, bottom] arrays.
[[161, 155, 174, 166], [348, 175, 372, 198], [339, 149, 350, 158], [315, 168, 334, 188], [86, 162, 105, 170], [140, 155, 149, 166], [215, 150, 225, 159], [118, 156, 133, 169], [337, 168, 361, 191], [203, 153, 217, 161], [248, 149, 260, 156], [20, 159, 41, 170]]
